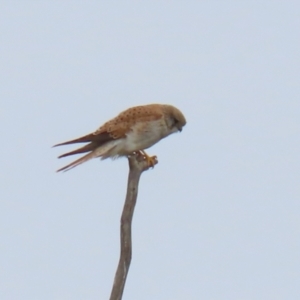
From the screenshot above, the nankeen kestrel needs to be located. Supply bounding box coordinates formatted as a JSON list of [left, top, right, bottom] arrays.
[[54, 104, 186, 172]]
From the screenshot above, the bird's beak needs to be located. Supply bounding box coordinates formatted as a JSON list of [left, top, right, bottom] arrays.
[[178, 127, 182, 132]]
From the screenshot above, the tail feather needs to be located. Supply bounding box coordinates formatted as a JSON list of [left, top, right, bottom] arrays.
[[54, 132, 121, 172], [58, 142, 98, 158], [57, 151, 98, 172], [53, 132, 111, 147], [57, 141, 119, 172]]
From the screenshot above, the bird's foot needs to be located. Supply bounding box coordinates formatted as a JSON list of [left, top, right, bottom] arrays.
[[139, 150, 158, 168]]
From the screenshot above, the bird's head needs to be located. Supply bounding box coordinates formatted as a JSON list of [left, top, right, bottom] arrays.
[[163, 104, 187, 133]]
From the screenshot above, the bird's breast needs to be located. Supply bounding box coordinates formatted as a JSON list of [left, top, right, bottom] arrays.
[[123, 119, 170, 152]]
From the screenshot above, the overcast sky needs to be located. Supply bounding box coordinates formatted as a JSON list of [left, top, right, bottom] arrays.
[[1, 1, 299, 300]]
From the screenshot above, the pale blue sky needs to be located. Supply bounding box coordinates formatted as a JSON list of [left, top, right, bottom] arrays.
[[1, 2, 299, 299]]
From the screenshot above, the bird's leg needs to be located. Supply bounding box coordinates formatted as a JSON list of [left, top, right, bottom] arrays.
[[139, 150, 157, 168]]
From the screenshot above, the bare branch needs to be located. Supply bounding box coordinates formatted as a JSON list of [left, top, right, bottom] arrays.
[[109, 152, 158, 300]]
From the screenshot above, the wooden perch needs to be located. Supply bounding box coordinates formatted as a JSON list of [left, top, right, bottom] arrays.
[[109, 152, 158, 300]]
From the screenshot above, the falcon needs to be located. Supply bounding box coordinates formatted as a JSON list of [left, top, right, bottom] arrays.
[[54, 104, 186, 172]]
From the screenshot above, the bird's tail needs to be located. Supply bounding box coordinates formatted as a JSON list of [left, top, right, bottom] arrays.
[[57, 142, 98, 158], [53, 132, 111, 147], [56, 140, 120, 172], [56, 150, 99, 172]]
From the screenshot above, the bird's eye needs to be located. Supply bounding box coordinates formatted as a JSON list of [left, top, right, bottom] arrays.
[[173, 118, 179, 125]]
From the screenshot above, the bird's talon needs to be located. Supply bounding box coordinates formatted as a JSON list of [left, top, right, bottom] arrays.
[[144, 154, 157, 168]]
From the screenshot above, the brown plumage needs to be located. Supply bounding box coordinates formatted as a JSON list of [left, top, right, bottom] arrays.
[[54, 104, 186, 172]]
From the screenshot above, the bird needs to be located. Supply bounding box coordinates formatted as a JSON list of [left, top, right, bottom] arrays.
[[54, 104, 186, 172]]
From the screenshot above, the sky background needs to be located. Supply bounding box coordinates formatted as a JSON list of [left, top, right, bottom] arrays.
[[1, 1, 299, 299]]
